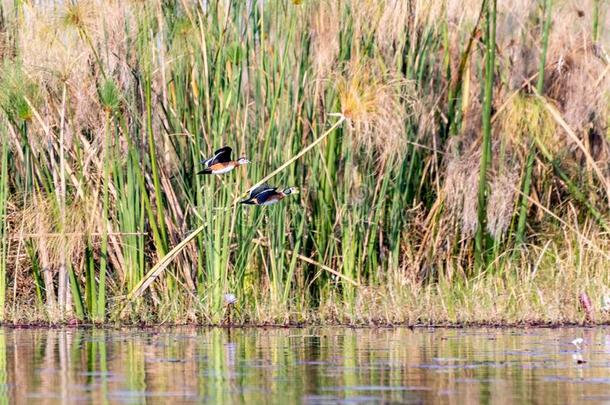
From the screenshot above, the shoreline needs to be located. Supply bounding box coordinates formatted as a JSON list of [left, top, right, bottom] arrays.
[[0, 320, 604, 329]]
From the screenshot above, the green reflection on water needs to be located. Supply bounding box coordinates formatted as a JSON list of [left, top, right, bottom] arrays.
[[0, 327, 606, 404], [0, 330, 7, 405]]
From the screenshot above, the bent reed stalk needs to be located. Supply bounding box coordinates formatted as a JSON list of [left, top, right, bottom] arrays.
[[0, 0, 608, 325]]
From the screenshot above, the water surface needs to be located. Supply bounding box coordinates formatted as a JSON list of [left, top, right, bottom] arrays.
[[0, 326, 608, 404]]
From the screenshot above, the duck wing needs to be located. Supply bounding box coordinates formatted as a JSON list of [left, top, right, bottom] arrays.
[[203, 146, 233, 167], [213, 146, 233, 163], [249, 183, 276, 198]]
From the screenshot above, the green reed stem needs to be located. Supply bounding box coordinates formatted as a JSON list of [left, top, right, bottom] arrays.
[[475, 0, 496, 268], [96, 111, 111, 322], [68, 263, 84, 320], [592, 0, 600, 42]]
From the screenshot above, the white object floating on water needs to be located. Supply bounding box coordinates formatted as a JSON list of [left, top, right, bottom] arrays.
[[224, 293, 237, 305], [571, 338, 584, 350], [572, 353, 587, 364]]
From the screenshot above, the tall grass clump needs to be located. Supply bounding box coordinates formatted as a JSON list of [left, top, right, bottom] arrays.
[[0, 0, 607, 325]]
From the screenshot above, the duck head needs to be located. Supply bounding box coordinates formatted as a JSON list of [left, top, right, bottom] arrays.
[[282, 187, 298, 196]]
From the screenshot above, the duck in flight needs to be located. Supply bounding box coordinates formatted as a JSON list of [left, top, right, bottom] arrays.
[[240, 184, 298, 206], [198, 146, 250, 175]]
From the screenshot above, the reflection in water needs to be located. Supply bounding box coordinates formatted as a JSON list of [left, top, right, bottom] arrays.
[[0, 327, 607, 403]]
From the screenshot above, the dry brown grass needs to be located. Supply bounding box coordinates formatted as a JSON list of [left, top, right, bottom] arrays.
[[443, 141, 482, 239], [315, 225, 610, 326], [19, 1, 137, 142], [336, 59, 413, 161], [486, 166, 520, 239], [18, 195, 95, 268], [310, 0, 340, 80]]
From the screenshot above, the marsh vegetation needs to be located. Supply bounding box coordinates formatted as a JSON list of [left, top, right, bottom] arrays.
[[0, 0, 608, 325]]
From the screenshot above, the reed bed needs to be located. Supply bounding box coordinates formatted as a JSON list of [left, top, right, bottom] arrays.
[[0, 0, 608, 325]]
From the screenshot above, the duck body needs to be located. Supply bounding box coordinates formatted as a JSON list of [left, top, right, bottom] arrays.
[[198, 146, 250, 175], [200, 161, 240, 175], [240, 184, 297, 206]]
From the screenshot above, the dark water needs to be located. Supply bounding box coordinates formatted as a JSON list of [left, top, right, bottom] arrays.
[[0, 327, 609, 404]]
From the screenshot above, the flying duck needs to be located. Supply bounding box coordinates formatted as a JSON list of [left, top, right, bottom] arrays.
[[239, 184, 298, 205], [198, 146, 250, 175]]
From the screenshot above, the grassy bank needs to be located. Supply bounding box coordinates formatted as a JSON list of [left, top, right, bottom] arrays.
[[0, 0, 608, 325]]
